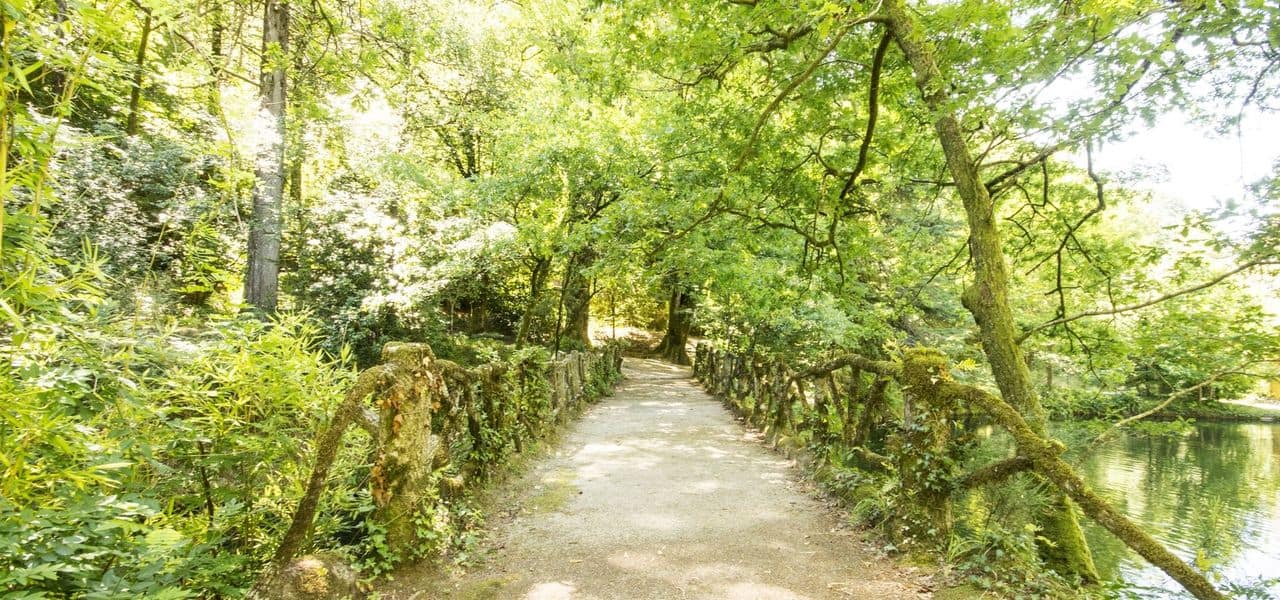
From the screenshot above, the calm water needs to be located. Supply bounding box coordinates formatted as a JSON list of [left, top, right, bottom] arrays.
[[1076, 422, 1280, 598]]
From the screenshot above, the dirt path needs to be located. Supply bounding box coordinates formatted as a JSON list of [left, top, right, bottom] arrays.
[[389, 358, 929, 599]]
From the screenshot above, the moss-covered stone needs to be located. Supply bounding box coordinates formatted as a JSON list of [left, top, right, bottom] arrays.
[[895, 348, 958, 544], [253, 554, 361, 600]]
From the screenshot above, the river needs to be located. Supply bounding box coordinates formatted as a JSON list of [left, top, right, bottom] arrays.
[[1076, 422, 1280, 598]]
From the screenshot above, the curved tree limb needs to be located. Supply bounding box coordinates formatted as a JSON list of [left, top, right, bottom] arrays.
[[789, 352, 902, 381], [984, 142, 1066, 194], [264, 366, 394, 571], [943, 381, 1227, 600], [837, 29, 892, 203], [958, 455, 1033, 489]]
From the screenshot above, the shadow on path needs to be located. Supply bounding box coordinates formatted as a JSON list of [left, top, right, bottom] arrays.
[[385, 358, 928, 599]]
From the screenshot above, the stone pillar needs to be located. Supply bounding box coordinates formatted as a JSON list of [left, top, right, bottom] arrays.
[[895, 348, 958, 543], [370, 343, 447, 556]]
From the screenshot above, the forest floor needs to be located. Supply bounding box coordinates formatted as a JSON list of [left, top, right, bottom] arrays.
[[382, 358, 933, 599]]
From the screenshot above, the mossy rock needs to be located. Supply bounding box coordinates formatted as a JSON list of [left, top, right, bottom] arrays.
[[257, 554, 362, 600]]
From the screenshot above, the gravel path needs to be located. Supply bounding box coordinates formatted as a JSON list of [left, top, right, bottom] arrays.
[[389, 358, 928, 599]]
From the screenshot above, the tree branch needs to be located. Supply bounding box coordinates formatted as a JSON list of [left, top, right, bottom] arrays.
[[789, 352, 902, 382], [958, 456, 1032, 489], [1018, 257, 1280, 343], [984, 142, 1066, 194], [838, 29, 892, 203], [733, 14, 862, 173], [1089, 362, 1268, 449], [744, 22, 815, 54]]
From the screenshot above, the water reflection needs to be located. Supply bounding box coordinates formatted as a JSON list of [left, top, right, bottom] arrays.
[[1076, 423, 1280, 597]]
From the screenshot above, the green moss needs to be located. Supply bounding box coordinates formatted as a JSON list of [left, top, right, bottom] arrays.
[[896, 348, 958, 543], [525, 469, 579, 514], [1037, 495, 1100, 584], [455, 575, 516, 600]]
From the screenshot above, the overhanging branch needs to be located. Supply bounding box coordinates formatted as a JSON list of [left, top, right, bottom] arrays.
[[1018, 257, 1280, 343]]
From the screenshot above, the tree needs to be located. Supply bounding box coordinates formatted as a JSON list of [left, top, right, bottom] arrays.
[[123, 6, 151, 136], [655, 280, 695, 364], [245, 0, 289, 314]]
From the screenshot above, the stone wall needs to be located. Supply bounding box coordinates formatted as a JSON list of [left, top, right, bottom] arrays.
[[259, 343, 623, 595]]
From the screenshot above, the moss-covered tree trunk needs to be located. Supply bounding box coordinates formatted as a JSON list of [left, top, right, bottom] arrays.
[[883, 0, 1186, 590], [561, 248, 595, 349], [468, 270, 490, 333], [515, 256, 551, 347], [851, 376, 888, 449], [882, 0, 1096, 581], [655, 284, 694, 365], [124, 8, 151, 136]]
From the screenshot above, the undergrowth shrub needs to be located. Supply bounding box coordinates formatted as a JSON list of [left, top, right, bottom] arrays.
[[1, 313, 365, 598]]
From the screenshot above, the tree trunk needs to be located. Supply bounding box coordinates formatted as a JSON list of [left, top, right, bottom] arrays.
[[515, 256, 551, 347], [210, 3, 223, 63], [469, 270, 490, 332], [656, 284, 694, 365], [852, 376, 888, 449], [43, 0, 69, 104], [1, 8, 11, 256], [560, 248, 594, 349], [288, 152, 302, 206], [245, 0, 288, 314], [565, 291, 591, 348], [206, 2, 224, 112], [883, 0, 1196, 591], [124, 9, 152, 136]]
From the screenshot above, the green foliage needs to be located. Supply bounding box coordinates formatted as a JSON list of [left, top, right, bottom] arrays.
[[0, 308, 364, 597], [172, 215, 238, 307], [46, 128, 232, 286], [5, 0, 1280, 596], [833, 468, 897, 530], [946, 522, 1074, 599], [283, 184, 451, 366]]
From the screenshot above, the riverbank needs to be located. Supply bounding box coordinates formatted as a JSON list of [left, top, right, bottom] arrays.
[[1071, 398, 1280, 423], [1174, 398, 1280, 421]]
